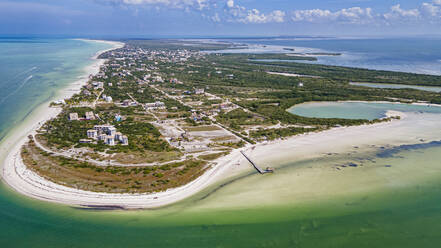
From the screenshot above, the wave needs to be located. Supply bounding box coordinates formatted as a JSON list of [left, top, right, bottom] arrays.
[[0, 75, 34, 106]]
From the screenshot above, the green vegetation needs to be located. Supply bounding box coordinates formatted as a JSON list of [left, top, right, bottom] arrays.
[[33, 39, 441, 194], [250, 126, 320, 141], [22, 139, 206, 193], [217, 109, 273, 130]]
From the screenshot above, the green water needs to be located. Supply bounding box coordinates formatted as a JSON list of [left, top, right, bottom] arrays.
[[2, 144, 441, 247], [2, 39, 441, 247]]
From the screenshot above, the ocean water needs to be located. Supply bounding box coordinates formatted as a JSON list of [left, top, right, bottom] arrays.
[[0, 38, 110, 141], [2, 38, 441, 247], [223, 37, 441, 75]]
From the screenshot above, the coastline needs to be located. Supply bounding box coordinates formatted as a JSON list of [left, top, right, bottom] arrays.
[[0, 40, 124, 200], [3, 39, 441, 209], [4, 101, 441, 209]]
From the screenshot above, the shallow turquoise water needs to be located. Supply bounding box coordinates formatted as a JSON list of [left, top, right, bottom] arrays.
[[289, 101, 441, 120], [2, 39, 441, 247], [0, 38, 111, 140]]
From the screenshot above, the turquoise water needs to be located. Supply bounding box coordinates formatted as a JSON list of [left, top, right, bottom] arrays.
[[3, 38, 441, 247], [0, 38, 110, 140], [350, 82, 441, 93], [289, 101, 441, 120]]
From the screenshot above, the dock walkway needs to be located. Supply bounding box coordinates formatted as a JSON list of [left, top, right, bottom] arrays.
[[240, 151, 273, 174]]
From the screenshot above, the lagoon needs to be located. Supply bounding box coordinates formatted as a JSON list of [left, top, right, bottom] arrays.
[[288, 101, 441, 120]]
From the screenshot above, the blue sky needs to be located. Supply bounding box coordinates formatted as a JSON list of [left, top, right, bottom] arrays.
[[1, 0, 441, 37]]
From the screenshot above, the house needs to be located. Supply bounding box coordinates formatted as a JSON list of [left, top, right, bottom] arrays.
[[298, 82, 304, 87], [53, 99, 66, 105], [122, 99, 131, 106], [85, 111, 95, 120], [82, 89, 91, 96], [79, 139, 92, 144], [105, 136, 115, 146], [87, 129, 98, 139], [115, 132, 122, 141], [145, 101, 166, 110], [121, 136, 129, 146], [92, 81, 104, 89], [69, 113, 79, 121], [195, 88, 205, 95], [108, 126, 117, 136], [98, 134, 107, 141]]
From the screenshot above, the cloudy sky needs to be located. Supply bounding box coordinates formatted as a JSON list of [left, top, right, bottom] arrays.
[[1, 0, 441, 37]]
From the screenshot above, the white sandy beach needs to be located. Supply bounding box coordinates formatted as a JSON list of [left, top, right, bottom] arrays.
[[2, 39, 441, 209], [3, 100, 441, 209]]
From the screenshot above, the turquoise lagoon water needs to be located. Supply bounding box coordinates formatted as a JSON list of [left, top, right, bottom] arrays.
[[289, 101, 441, 120], [2, 38, 441, 247]]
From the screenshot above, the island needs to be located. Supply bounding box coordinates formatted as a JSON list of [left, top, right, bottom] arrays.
[[3, 39, 441, 209]]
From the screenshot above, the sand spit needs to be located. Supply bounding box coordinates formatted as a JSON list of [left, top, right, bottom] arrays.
[[4, 103, 441, 209], [2, 40, 441, 209]]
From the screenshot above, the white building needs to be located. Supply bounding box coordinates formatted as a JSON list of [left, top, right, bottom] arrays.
[[92, 81, 104, 89], [108, 126, 117, 136], [85, 111, 95, 120], [115, 132, 122, 141], [87, 129, 98, 139], [121, 136, 129, 146], [89, 125, 128, 146], [69, 113, 79, 121], [195, 88, 205, 95], [145, 101, 166, 110], [105, 136, 115, 146]]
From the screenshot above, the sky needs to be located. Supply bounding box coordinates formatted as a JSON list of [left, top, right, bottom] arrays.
[[1, 0, 441, 37]]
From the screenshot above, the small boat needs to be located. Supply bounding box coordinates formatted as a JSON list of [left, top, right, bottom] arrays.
[[264, 167, 274, 173]]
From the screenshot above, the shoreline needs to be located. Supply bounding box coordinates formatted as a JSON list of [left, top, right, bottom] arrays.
[[4, 102, 441, 209], [287, 100, 441, 112], [0, 40, 124, 197], [2, 39, 441, 209]]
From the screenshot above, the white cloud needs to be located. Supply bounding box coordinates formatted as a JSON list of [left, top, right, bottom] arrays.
[[383, 4, 420, 21], [211, 12, 221, 22], [421, 2, 440, 17], [226, 0, 234, 8], [239, 9, 285, 23], [292, 7, 374, 24], [95, 0, 441, 25]]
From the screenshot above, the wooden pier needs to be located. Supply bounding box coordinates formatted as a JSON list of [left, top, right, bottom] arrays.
[[240, 151, 273, 174]]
